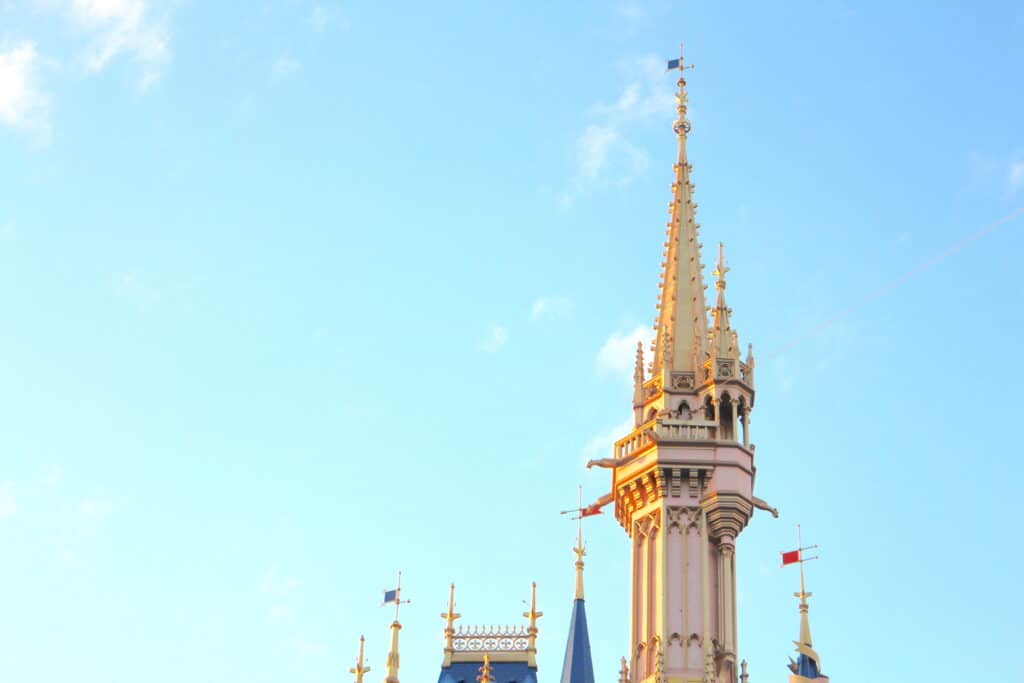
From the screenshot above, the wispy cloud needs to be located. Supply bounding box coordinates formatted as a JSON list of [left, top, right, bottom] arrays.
[[0, 41, 50, 141], [56, 0, 172, 89], [271, 54, 301, 82], [1009, 159, 1024, 194], [531, 295, 574, 321], [0, 482, 17, 519], [309, 2, 350, 33], [581, 416, 633, 462], [563, 55, 673, 205], [595, 324, 653, 382], [480, 325, 509, 353]]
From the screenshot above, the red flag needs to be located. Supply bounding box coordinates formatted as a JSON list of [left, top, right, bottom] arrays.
[[580, 504, 604, 517], [781, 549, 801, 566]]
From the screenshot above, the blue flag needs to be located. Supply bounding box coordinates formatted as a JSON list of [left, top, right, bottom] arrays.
[[383, 589, 398, 604], [666, 58, 681, 71]]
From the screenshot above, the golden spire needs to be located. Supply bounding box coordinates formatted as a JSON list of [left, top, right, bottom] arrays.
[[383, 572, 407, 683], [792, 525, 821, 670], [440, 583, 461, 666], [350, 636, 371, 683], [477, 654, 494, 683], [572, 486, 586, 600], [632, 340, 646, 426], [522, 581, 542, 667], [652, 45, 710, 386], [710, 243, 740, 363]]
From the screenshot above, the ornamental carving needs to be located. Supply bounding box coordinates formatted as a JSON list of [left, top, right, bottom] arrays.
[[452, 625, 529, 652], [671, 372, 695, 389], [716, 361, 733, 378]]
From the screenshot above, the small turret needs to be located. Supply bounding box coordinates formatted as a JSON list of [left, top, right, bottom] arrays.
[[350, 636, 371, 683]]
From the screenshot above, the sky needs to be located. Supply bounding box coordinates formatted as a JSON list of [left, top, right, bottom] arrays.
[[2, 1, 1024, 681]]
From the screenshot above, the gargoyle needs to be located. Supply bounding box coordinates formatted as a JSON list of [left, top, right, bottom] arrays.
[[752, 496, 779, 518], [586, 455, 636, 469]]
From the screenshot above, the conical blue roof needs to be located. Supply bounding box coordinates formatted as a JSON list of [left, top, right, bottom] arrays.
[[559, 599, 594, 683]]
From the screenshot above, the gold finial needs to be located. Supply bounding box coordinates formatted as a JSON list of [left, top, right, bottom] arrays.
[[383, 571, 409, 683], [784, 525, 823, 671], [350, 635, 371, 683], [713, 242, 729, 291], [477, 654, 494, 683], [522, 581, 542, 666], [440, 583, 461, 665], [573, 486, 586, 600]]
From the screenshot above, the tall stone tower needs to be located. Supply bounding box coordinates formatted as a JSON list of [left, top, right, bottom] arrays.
[[597, 56, 766, 683]]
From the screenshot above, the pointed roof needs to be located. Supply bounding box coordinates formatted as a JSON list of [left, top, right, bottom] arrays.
[[652, 52, 710, 386], [559, 597, 594, 683], [560, 515, 594, 683], [710, 243, 740, 362]]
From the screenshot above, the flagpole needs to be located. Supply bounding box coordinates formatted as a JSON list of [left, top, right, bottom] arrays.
[[797, 524, 806, 604], [394, 571, 402, 622]]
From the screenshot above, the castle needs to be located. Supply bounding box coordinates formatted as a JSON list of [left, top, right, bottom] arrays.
[[349, 53, 830, 683]]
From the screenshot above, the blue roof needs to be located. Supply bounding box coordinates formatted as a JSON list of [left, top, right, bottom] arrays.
[[438, 660, 537, 683], [559, 599, 594, 683], [795, 653, 821, 678]]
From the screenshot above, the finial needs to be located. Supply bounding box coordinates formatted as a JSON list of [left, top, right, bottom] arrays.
[[440, 583, 461, 663], [477, 654, 494, 683], [739, 660, 748, 683], [782, 525, 823, 674], [618, 657, 629, 683], [713, 242, 729, 291], [350, 635, 371, 683], [382, 571, 409, 683], [522, 581, 542, 666], [573, 486, 587, 600]]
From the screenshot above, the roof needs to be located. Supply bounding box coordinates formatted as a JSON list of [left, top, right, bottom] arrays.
[[559, 599, 594, 683], [438, 660, 538, 683]]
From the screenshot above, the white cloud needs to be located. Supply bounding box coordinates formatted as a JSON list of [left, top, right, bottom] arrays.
[[592, 55, 674, 124], [271, 54, 301, 82], [0, 41, 50, 140], [80, 497, 113, 519], [1010, 160, 1024, 194], [563, 54, 671, 204], [45, 465, 63, 487], [531, 295, 573, 321], [0, 482, 16, 519], [480, 325, 508, 353], [309, 3, 350, 33], [596, 324, 653, 381], [581, 416, 633, 462], [260, 566, 301, 598], [47, 0, 170, 88]]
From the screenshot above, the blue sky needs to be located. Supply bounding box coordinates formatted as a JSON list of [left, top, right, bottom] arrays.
[[2, 1, 1023, 681]]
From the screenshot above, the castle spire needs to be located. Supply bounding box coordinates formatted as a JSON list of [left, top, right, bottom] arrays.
[[652, 47, 710, 387], [560, 491, 595, 683], [440, 583, 461, 666], [523, 581, 542, 667], [350, 636, 371, 683], [710, 243, 740, 363], [382, 572, 408, 683], [573, 489, 586, 601], [632, 341, 646, 426], [784, 528, 829, 682]]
